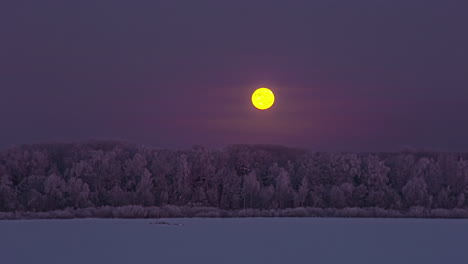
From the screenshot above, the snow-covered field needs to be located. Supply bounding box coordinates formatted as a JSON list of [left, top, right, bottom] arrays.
[[1, 218, 467, 264]]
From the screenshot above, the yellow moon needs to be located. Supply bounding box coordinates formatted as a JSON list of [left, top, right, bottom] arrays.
[[252, 87, 275, 110]]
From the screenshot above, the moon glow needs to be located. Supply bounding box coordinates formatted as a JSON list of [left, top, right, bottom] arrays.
[[252, 87, 275, 110]]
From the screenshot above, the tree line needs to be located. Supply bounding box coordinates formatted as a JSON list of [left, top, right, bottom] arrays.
[[0, 140, 467, 214]]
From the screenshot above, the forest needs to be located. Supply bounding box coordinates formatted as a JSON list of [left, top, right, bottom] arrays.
[[1, 140, 468, 219]]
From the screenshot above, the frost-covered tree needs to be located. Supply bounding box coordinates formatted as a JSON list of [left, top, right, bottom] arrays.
[[220, 169, 241, 209], [136, 169, 154, 206], [402, 176, 429, 207], [44, 174, 66, 209], [297, 177, 309, 207], [109, 184, 126, 206], [66, 177, 90, 208], [242, 171, 260, 208], [330, 186, 346, 208], [275, 168, 291, 208], [174, 154, 191, 204], [362, 155, 390, 207], [259, 185, 275, 209], [457, 193, 466, 208], [435, 188, 450, 208], [0, 174, 16, 211]]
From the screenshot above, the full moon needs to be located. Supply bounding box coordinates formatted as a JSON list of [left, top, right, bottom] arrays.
[[252, 87, 275, 110]]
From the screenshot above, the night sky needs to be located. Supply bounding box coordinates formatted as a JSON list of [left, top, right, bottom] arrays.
[[1, 0, 467, 151]]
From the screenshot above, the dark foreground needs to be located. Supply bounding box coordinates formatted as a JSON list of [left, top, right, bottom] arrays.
[[1, 218, 467, 264]]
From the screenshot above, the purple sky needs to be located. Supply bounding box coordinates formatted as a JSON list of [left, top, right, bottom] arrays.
[[1, 0, 467, 151]]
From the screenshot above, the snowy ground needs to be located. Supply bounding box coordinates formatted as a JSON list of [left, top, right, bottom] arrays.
[[1, 218, 467, 264]]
